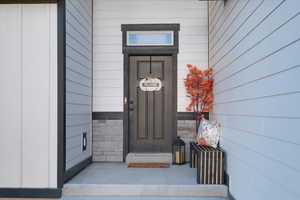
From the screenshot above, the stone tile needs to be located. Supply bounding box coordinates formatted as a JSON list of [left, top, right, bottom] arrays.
[[93, 119, 198, 162], [93, 120, 123, 162], [177, 120, 197, 161]]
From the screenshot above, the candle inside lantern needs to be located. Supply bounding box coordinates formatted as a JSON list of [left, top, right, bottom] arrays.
[[172, 136, 186, 165]]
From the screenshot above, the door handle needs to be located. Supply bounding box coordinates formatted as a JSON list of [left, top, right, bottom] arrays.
[[129, 100, 134, 111]]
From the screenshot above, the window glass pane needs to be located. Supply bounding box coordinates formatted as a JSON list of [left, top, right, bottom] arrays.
[[127, 31, 174, 46]]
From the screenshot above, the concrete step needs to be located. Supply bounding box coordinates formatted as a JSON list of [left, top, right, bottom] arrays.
[[63, 196, 226, 200], [126, 153, 172, 164], [63, 184, 228, 198]]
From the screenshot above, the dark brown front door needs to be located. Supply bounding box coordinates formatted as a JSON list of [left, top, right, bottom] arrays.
[[129, 56, 174, 152]]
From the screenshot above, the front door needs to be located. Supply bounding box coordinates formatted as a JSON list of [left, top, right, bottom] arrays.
[[129, 56, 174, 152]]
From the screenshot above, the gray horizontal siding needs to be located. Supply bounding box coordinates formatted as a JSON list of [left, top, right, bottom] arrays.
[[209, 0, 300, 199], [65, 0, 93, 170]]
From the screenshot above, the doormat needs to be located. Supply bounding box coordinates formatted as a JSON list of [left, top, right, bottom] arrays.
[[128, 163, 170, 168]]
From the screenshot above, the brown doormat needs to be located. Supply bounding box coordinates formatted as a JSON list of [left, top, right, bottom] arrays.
[[128, 163, 170, 168]]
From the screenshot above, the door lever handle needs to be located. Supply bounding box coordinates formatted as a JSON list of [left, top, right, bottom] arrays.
[[129, 100, 134, 111]]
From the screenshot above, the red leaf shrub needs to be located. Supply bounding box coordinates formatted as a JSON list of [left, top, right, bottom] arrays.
[[184, 64, 214, 129]]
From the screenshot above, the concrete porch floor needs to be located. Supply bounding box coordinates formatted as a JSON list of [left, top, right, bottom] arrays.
[[66, 162, 197, 185], [63, 163, 228, 199], [63, 197, 226, 200]]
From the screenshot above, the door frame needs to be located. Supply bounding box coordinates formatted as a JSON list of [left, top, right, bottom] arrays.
[[121, 24, 180, 161]]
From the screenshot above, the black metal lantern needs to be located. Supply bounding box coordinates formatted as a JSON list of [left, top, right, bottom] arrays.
[[172, 136, 186, 165]]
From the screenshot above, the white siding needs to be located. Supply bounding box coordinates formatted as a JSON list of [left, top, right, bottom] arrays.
[[93, 0, 208, 112], [65, 0, 93, 170], [209, 0, 300, 199], [0, 4, 57, 188]]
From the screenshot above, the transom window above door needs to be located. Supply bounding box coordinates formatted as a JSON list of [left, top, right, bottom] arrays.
[[126, 31, 174, 46]]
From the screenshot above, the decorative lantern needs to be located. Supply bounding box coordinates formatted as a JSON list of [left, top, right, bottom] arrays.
[[172, 136, 186, 165]]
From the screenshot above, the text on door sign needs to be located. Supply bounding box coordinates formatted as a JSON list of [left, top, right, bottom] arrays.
[[139, 77, 162, 91]]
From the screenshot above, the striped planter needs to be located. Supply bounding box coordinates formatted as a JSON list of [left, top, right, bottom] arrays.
[[190, 142, 225, 184]]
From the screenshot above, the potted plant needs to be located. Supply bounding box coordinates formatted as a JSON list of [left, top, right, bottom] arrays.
[[184, 64, 214, 143]]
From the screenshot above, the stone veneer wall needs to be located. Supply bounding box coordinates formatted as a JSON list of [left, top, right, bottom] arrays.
[[92, 119, 196, 162], [177, 120, 197, 162], [93, 120, 123, 162]]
